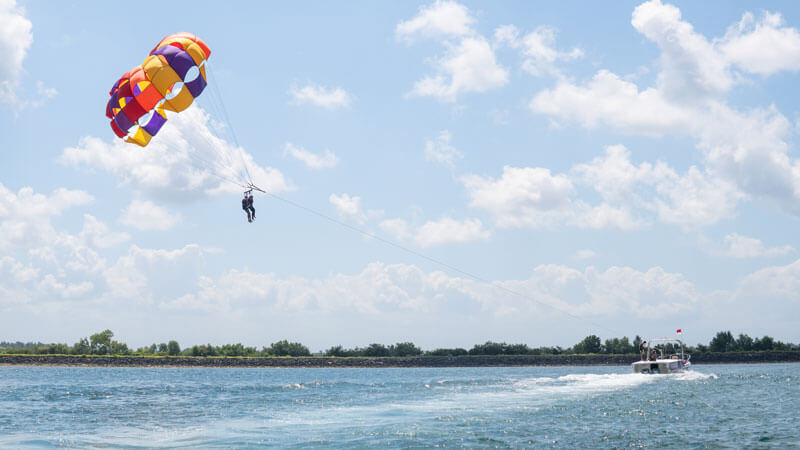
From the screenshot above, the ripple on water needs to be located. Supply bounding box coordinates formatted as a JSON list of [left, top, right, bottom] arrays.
[[0, 364, 797, 447]]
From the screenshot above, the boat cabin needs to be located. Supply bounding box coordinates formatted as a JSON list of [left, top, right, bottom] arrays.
[[631, 338, 691, 374]]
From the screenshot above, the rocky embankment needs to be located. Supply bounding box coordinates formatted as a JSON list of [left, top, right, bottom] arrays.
[[2, 352, 799, 368]]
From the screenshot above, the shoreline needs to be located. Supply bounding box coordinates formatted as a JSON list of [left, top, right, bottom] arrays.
[[2, 352, 799, 368]]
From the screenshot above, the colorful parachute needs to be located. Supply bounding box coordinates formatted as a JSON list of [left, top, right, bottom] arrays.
[[106, 33, 211, 146]]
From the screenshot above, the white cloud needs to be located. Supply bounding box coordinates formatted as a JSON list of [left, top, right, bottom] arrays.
[[721, 233, 794, 259], [632, 0, 733, 100], [159, 260, 699, 320], [458, 144, 745, 231], [461, 166, 575, 228], [329, 193, 368, 224], [119, 200, 181, 231], [104, 244, 206, 303], [379, 218, 412, 242], [495, 25, 583, 77], [721, 11, 800, 75], [530, 70, 692, 136], [396, 0, 475, 42], [80, 214, 130, 249], [424, 130, 463, 167], [0, 0, 32, 105], [415, 217, 490, 247], [574, 145, 744, 229], [60, 106, 292, 201], [0, 184, 94, 251], [575, 249, 597, 260], [530, 1, 800, 220], [284, 142, 339, 170], [399, 2, 507, 102], [653, 166, 743, 228], [409, 36, 508, 101], [289, 84, 352, 110]]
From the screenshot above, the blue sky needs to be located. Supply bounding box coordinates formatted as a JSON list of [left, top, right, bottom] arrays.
[[2, 0, 800, 351]]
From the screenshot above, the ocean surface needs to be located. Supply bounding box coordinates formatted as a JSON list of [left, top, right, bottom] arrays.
[[0, 363, 797, 448]]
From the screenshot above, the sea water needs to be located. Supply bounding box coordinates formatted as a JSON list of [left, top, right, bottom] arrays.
[[0, 364, 797, 448]]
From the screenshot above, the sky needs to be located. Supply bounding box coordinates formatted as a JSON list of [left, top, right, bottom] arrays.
[[2, 0, 800, 351]]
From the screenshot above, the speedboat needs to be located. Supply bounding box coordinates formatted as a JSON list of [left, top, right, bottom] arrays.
[[631, 338, 691, 374]]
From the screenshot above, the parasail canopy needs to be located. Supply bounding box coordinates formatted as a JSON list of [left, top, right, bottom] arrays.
[[106, 33, 211, 147]]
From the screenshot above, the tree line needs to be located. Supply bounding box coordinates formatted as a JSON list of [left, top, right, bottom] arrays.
[[1, 330, 797, 357]]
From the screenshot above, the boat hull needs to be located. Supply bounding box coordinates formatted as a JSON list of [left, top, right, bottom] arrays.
[[632, 359, 689, 374]]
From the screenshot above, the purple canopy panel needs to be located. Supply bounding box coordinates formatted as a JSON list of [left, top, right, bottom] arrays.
[[186, 76, 207, 97], [152, 45, 195, 79], [113, 109, 135, 132], [143, 111, 167, 136]]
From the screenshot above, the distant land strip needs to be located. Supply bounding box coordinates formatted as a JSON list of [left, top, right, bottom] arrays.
[[2, 352, 800, 368]]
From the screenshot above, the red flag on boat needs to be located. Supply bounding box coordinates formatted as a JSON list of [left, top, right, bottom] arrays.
[[677, 329, 682, 334]]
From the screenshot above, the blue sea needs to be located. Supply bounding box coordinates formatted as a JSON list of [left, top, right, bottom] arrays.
[[0, 364, 797, 448]]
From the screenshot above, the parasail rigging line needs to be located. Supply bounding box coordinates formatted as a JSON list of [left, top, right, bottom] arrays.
[[265, 190, 624, 338], [206, 63, 254, 187]]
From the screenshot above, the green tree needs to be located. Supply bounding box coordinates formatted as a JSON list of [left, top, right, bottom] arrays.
[[603, 337, 632, 354], [426, 348, 468, 356], [90, 330, 114, 355], [390, 342, 423, 357], [167, 340, 181, 356], [573, 335, 602, 354], [469, 341, 506, 355], [73, 337, 90, 355], [753, 336, 775, 351], [709, 331, 735, 352], [736, 334, 753, 351], [266, 340, 310, 357], [363, 343, 390, 357], [325, 345, 346, 357], [110, 341, 129, 355]]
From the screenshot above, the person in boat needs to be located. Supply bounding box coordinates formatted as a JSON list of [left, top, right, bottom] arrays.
[[639, 341, 647, 360], [650, 349, 658, 361], [247, 193, 255, 220], [242, 192, 252, 223]]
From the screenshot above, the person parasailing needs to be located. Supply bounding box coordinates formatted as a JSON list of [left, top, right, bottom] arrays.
[[247, 192, 255, 220], [242, 191, 252, 223]]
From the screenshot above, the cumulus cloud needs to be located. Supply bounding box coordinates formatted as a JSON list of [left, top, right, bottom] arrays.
[[461, 166, 576, 228], [329, 193, 368, 224], [495, 25, 583, 77], [400, 1, 508, 101], [0, 0, 32, 105], [396, 0, 475, 42], [631, 0, 733, 100], [60, 106, 291, 201], [80, 214, 130, 249], [0, 184, 94, 251], [458, 144, 746, 231], [379, 216, 490, 247], [530, 70, 692, 136], [530, 0, 800, 221], [104, 244, 206, 303], [119, 200, 181, 231], [721, 11, 800, 75], [409, 36, 508, 101], [131, 259, 699, 320], [574, 145, 744, 229], [720, 233, 794, 258], [415, 217, 490, 247], [289, 84, 352, 110], [424, 130, 463, 167], [284, 142, 339, 170]]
